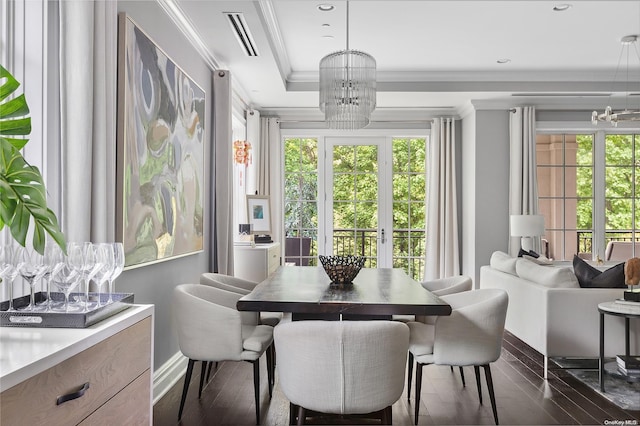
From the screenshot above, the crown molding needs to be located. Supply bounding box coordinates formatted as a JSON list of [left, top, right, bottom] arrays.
[[256, 0, 291, 87]]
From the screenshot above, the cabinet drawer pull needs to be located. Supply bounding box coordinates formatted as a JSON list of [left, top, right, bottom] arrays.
[[56, 382, 90, 405]]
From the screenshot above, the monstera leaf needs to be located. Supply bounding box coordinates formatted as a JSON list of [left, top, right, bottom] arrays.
[[0, 64, 65, 254]]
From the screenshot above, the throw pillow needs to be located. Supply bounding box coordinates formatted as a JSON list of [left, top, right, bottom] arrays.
[[518, 248, 540, 258], [523, 254, 552, 265], [516, 258, 579, 288], [490, 251, 518, 275], [572, 255, 626, 288]]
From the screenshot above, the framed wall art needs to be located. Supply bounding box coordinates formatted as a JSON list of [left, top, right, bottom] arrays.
[[246, 195, 271, 234], [116, 14, 205, 268]]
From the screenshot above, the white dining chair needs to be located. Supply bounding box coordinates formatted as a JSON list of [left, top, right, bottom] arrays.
[[394, 275, 472, 323], [275, 320, 409, 425], [407, 288, 508, 425], [173, 284, 274, 424]]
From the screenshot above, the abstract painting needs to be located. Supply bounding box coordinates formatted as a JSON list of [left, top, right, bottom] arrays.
[[116, 14, 205, 268]]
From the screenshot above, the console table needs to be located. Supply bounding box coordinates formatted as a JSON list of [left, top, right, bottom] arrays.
[[0, 304, 154, 425], [598, 301, 640, 392], [234, 242, 280, 282]]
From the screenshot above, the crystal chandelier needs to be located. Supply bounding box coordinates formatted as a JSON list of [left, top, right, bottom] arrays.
[[592, 35, 640, 126], [319, 1, 376, 130]]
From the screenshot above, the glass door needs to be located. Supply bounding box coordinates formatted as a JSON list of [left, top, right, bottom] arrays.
[[324, 137, 392, 268]]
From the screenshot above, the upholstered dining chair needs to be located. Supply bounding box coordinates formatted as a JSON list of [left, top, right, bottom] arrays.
[[274, 320, 409, 425], [407, 288, 508, 425], [173, 284, 274, 424], [200, 272, 282, 327]]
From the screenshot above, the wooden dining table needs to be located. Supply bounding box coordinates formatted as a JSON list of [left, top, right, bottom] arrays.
[[236, 266, 452, 319]]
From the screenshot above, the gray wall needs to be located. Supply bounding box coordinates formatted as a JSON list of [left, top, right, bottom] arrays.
[[462, 109, 511, 286], [116, 1, 212, 370]]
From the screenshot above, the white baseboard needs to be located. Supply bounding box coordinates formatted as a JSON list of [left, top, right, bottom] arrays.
[[153, 351, 188, 404]]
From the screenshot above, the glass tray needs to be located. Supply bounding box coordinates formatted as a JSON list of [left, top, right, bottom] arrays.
[[0, 292, 134, 328]]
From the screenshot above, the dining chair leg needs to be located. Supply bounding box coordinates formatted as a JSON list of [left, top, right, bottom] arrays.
[[252, 360, 261, 424], [178, 359, 195, 420], [407, 352, 414, 401], [289, 402, 298, 425], [474, 365, 483, 405], [198, 361, 207, 398], [382, 405, 393, 424], [297, 405, 306, 426], [414, 363, 423, 425], [459, 366, 466, 387], [266, 345, 274, 398], [483, 364, 499, 425]]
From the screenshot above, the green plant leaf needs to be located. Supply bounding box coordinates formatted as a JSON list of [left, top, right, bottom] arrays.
[[0, 64, 66, 254]]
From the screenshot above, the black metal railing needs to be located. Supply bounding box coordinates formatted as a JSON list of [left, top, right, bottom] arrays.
[[576, 230, 639, 255]]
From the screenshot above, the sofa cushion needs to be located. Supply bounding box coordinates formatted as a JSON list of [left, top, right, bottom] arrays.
[[490, 251, 517, 275], [515, 258, 579, 288], [572, 255, 626, 288]]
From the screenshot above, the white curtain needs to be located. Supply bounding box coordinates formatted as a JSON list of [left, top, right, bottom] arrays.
[[257, 117, 282, 244], [424, 118, 459, 280], [59, 0, 117, 243], [508, 106, 538, 255], [212, 71, 234, 274]]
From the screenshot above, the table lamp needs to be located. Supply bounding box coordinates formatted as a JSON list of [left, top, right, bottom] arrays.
[[510, 214, 545, 253]]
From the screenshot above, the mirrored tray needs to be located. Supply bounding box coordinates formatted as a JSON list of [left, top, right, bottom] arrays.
[[0, 292, 134, 328]]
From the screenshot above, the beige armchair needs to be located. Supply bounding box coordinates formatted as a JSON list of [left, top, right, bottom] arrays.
[[173, 284, 274, 424], [275, 320, 409, 425]]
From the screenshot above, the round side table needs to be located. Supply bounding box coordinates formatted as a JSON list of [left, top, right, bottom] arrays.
[[598, 301, 640, 392]]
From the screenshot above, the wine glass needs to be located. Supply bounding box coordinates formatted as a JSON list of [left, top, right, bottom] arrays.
[[15, 247, 48, 311], [92, 243, 114, 307], [43, 243, 65, 310], [107, 243, 125, 303], [0, 245, 19, 311], [67, 242, 89, 311], [50, 259, 80, 312]]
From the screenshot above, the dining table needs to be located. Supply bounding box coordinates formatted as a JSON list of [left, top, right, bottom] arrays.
[[236, 266, 452, 319]]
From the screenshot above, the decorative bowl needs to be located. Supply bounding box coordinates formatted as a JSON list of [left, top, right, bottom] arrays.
[[319, 255, 365, 284]]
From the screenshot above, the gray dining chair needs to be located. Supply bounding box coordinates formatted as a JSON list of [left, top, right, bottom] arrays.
[[275, 320, 409, 425], [394, 275, 472, 323], [173, 284, 274, 424], [407, 288, 508, 425]]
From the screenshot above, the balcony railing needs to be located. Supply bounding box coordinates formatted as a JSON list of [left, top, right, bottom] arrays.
[[576, 230, 639, 255]]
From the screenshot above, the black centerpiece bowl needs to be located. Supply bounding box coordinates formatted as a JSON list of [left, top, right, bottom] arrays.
[[319, 255, 365, 284]]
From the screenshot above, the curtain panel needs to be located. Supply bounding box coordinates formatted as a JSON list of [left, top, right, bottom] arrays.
[[508, 106, 538, 255], [258, 117, 282, 244], [424, 117, 460, 280]]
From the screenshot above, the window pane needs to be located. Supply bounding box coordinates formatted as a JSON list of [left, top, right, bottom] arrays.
[[573, 135, 593, 166], [536, 134, 563, 166], [392, 139, 409, 173], [410, 175, 426, 201], [393, 202, 409, 228], [333, 201, 354, 229], [606, 198, 633, 230], [409, 202, 425, 228], [574, 166, 593, 197], [394, 231, 409, 256], [606, 135, 633, 165], [393, 175, 409, 200], [605, 166, 633, 198], [300, 201, 317, 229], [334, 145, 354, 172], [356, 174, 377, 200], [333, 174, 354, 201], [576, 198, 593, 229], [537, 166, 560, 197], [539, 198, 564, 230], [355, 145, 377, 172], [409, 139, 426, 172]]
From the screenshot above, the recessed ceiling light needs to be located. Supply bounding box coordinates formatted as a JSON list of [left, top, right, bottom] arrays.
[[322, 35, 335, 40], [553, 4, 572, 12], [497, 58, 511, 64], [317, 4, 334, 12], [322, 23, 331, 27]]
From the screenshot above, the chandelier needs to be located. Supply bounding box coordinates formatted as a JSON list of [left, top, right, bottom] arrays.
[[592, 35, 640, 126], [319, 1, 376, 130]]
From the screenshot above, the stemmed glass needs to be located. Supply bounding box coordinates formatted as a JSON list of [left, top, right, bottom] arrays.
[[15, 247, 48, 311], [0, 246, 18, 311], [107, 243, 125, 303], [44, 244, 66, 310], [93, 243, 114, 307], [50, 257, 80, 312]]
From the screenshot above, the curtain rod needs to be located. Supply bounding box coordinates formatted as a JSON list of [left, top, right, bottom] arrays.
[[275, 119, 434, 123]]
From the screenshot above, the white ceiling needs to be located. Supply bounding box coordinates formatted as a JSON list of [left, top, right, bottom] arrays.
[[172, 0, 640, 119]]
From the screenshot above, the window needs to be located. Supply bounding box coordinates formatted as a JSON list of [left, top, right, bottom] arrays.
[[283, 138, 319, 266], [537, 132, 638, 261]]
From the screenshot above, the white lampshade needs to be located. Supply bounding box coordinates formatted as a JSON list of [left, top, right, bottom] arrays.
[[510, 215, 545, 252], [510, 215, 545, 237]]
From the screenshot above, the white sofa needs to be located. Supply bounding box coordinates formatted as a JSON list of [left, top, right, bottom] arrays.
[[479, 251, 639, 378]]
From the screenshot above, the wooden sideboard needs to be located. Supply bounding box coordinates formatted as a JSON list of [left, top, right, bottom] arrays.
[[234, 242, 281, 282], [0, 304, 154, 425]]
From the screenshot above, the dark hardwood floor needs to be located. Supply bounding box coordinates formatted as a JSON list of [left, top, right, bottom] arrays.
[[153, 331, 639, 425]]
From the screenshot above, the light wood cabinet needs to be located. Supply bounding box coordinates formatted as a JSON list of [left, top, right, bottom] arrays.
[[234, 242, 281, 282], [0, 309, 152, 425]]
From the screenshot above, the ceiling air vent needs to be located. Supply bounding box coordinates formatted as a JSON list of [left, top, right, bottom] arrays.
[[225, 12, 259, 57]]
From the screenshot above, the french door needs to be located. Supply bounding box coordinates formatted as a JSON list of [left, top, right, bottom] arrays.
[[323, 137, 393, 268]]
